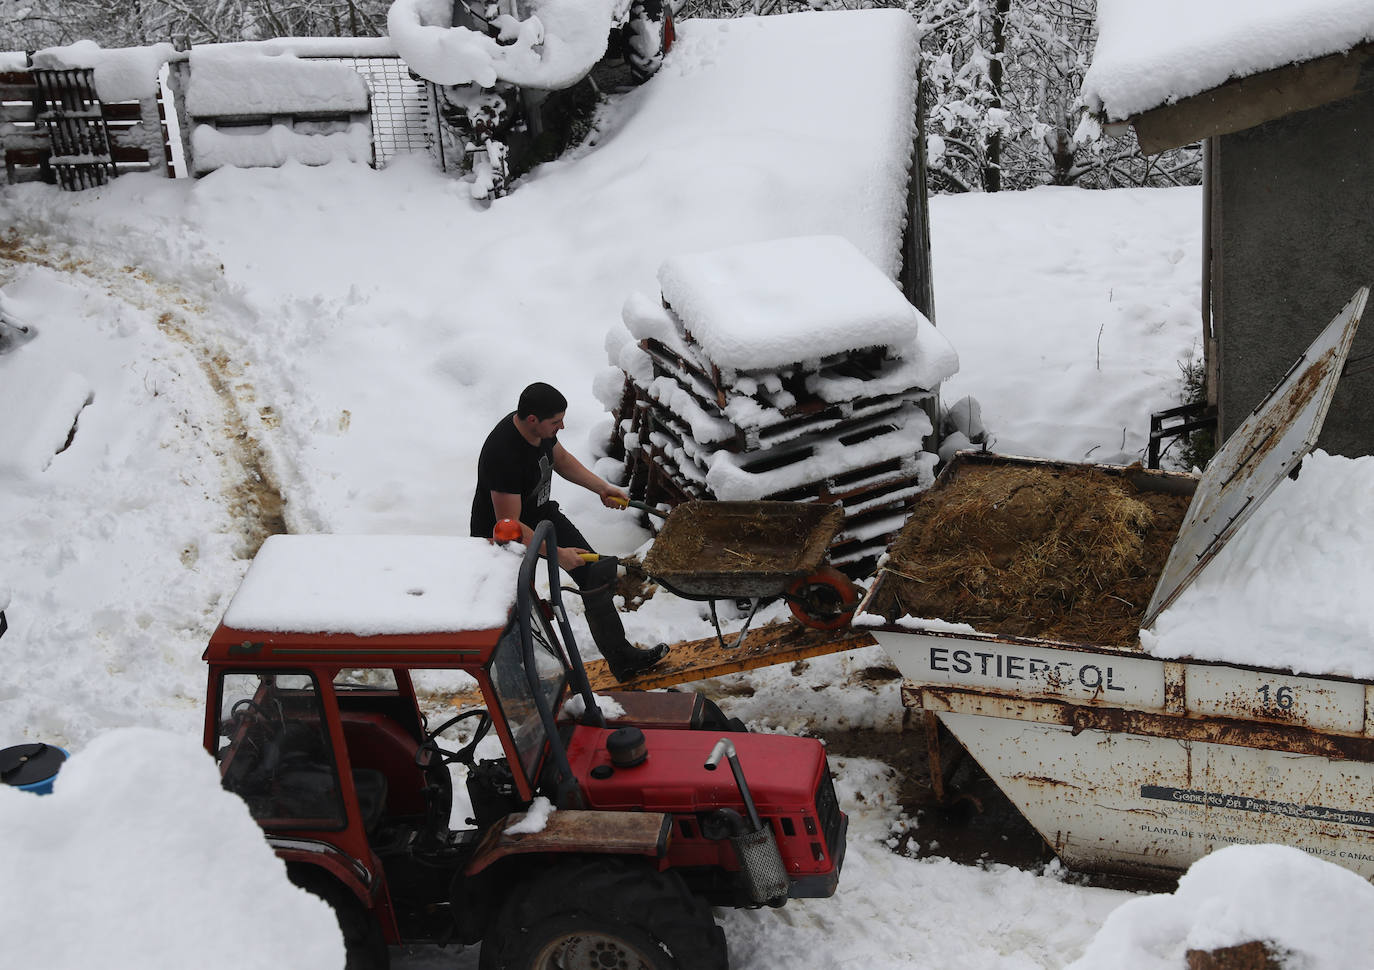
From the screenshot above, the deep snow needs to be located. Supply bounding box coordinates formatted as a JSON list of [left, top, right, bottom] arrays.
[[5, 9, 1374, 970]]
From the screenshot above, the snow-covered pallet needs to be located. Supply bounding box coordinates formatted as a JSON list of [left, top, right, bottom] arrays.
[[599, 235, 959, 569], [629, 404, 934, 565]]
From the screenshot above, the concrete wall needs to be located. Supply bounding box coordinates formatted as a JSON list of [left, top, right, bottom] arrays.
[[1215, 87, 1374, 456]]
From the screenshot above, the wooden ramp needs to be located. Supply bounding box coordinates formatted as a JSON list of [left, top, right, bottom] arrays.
[[583, 620, 878, 691]]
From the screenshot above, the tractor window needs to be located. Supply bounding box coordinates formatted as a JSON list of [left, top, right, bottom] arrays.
[[488, 614, 566, 790], [334, 668, 398, 690], [215, 672, 346, 830]]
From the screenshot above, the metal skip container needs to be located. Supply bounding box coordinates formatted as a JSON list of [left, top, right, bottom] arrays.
[[858, 288, 1374, 882]]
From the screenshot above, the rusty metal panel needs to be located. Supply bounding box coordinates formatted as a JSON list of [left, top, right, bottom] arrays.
[[912, 687, 1374, 758], [938, 708, 1374, 881], [1184, 666, 1366, 733], [874, 630, 1167, 709], [1143, 287, 1368, 627], [466, 809, 671, 875]]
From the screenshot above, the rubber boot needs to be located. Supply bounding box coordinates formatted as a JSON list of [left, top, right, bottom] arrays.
[[583, 590, 669, 682]]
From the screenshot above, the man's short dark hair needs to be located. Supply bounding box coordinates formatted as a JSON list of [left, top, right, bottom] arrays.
[[517, 382, 568, 420]]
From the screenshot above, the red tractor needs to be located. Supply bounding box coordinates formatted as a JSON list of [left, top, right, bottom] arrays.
[[204, 521, 846, 969]]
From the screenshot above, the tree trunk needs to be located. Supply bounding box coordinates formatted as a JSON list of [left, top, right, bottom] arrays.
[[983, 0, 1010, 191]]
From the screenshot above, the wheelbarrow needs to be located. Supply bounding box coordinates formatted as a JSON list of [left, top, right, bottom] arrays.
[[638, 500, 860, 649]]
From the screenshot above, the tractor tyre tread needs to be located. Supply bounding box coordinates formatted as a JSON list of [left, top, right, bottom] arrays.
[[289, 866, 390, 970], [478, 857, 727, 970]]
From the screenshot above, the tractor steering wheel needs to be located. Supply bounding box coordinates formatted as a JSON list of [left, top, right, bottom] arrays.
[[415, 708, 493, 768], [225, 697, 282, 734]]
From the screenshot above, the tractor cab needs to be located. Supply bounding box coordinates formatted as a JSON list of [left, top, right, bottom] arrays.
[[204, 527, 846, 967]]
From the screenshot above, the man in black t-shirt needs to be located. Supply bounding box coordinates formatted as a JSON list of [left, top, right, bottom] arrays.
[[471, 382, 668, 681]]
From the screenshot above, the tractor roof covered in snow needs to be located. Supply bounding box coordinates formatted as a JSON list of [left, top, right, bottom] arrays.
[[207, 535, 524, 664]]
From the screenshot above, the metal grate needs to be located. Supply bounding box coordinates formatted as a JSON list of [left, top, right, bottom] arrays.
[[32, 68, 117, 190], [315, 56, 430, 168], [815, 765, 844, 860]]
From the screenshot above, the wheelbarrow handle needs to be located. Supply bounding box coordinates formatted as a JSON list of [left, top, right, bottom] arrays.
[[608, 497, 669, 519]]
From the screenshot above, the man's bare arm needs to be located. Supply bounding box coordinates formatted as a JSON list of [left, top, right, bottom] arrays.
[[489, 490, 586, 571], [552, 442, 628, 508]]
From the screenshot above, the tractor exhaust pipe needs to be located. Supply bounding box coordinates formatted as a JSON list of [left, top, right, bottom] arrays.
[[705, 738, 763, 830], [705, 738, 788, 906]]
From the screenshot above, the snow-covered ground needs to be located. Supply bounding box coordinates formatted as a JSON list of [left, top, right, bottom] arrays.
[[5, 10, 1374, 970]]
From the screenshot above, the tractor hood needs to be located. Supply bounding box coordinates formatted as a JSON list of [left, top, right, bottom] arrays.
[[565, 728, 829, 814]]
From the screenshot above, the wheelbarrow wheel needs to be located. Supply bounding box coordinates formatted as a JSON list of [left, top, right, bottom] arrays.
[[786, 565, 859, 630]]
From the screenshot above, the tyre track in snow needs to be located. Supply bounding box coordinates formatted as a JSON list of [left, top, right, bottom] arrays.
[[0, 231, 288, 557]]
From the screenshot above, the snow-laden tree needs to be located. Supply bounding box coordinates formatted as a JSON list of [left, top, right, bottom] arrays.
[[913, 0, 1200, 192], [1, 0, 389, 48]]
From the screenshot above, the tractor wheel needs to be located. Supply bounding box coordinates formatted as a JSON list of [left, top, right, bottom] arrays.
[[624, 0, 674, 83], [478, 858, 727, 970], [289, 867, 390, 970], [786, 565, 860, 630]]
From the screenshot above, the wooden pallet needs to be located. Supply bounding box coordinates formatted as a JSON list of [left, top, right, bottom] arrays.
[[609, 291, 944, 576]]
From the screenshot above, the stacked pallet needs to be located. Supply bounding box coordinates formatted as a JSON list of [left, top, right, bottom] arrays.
[[597, 235, 958, 567]]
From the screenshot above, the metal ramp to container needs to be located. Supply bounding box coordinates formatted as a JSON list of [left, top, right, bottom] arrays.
[[32, 69, 118, 190]]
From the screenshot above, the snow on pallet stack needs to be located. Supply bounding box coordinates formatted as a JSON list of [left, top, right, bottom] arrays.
[[597, 235, 959, 568]]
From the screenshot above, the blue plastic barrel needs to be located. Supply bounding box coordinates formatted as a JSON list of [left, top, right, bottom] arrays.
[[0, 742, 69, 795]]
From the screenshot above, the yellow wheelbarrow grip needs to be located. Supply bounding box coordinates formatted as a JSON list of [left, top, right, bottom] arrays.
[[608, 496, 670, 519]]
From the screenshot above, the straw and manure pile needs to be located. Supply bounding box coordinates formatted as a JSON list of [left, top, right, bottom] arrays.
[[869, 462, 1192, 647]]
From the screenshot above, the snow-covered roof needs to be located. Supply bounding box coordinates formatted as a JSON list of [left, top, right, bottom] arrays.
[[1083, 0, 1374, 121], [657, 235, 932, 372], [220, 535, 524, 636], [186, 47, 370, 117]]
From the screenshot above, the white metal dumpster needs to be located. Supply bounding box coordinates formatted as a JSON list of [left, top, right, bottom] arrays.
[[859, 289, 1374, 882]]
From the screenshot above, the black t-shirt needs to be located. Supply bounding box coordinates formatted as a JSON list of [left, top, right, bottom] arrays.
[[470, 412, 557, 538]]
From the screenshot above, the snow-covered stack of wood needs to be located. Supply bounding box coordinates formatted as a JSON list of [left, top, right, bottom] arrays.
[[595, 235, 959, 567]]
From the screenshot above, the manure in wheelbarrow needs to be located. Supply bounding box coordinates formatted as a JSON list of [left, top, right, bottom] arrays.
[[868, 462, 1192, 648], [649, 510, 809, 573], [643, 501, 842, 585]]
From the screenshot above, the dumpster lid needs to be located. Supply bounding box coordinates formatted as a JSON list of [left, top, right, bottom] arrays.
[[1143, 286, 1369, 628]]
